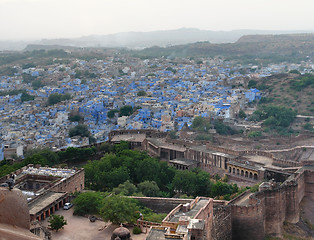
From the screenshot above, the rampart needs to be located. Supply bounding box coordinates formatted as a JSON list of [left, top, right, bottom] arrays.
[[229, 167, 314, 239], [212, 205, 232, 240], [231, 194, 265, 240], [129, 196, 193, 213]]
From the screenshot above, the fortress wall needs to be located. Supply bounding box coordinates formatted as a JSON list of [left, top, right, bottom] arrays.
[[263, 188, 287, 236], [129, 196, 193, 213], [273, 158, 299, 167], [284, 183, 300, 223], [295, 170, 305, 203], [304, 169, 314, 200], [212, 205, 232, 240], [231, 197, 265, 240]]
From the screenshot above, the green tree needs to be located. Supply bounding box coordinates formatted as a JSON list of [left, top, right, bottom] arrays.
[[48, 93, 71, 105], [211, 181, 237, 197], [113, 180, 137, 196], [191, 116, 211, 132], [248, 131, 262, 138], [69, 124, 90, 137], [119, 105, 133, 116], [194, 171, 212, 196], [172, 170, 197, 196], [73, 192, 104, 216], [32, 80, 44, 90], [137, 90, 146, 97], [238, 109, 247, 119], [289, 70, 301, 75], [214, 121, 237, 135], [48, 214, 67, 232], [248, 80, 257, 88], [107, 109, 119, 118], [137, 181, 161, 197], [100, 195, 139, 224], [69, 113, 84, 122], [21, 92, 35, 102]]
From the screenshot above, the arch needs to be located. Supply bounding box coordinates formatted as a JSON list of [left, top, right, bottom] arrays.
[[254, 173, 258, 180], [241, 170, 244, 176], [245, 171, 248, 177], [236, 169, 240, 175], [249, 172, 253, 178], [229, 167, 231, 173], [233, 168, 235, 174]]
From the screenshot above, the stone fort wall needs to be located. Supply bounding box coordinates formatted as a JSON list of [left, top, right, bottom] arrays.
[[230, 168, 313, 239]]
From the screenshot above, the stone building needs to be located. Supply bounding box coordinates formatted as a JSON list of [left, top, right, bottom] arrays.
[[0, 165, 84, 222]]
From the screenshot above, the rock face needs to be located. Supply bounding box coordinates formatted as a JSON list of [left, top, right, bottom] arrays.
[[0, 187, 41, 240]]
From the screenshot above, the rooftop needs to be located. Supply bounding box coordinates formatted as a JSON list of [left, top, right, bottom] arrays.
[[28, 191, 66, 215], [169, 199, 209, 223], [169, 158, 198, 166]]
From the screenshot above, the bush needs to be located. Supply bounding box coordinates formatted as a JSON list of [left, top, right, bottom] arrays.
[[248, 131, 262, 138], [238, 109, 246, 119], [133, 226, 142, 234], [303, 123, 313, 131]]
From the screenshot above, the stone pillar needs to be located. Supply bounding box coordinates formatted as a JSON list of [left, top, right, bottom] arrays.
[[43, 212, 46, 220]]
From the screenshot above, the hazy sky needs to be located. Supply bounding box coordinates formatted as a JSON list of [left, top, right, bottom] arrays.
[[0, 0, 313, 40]]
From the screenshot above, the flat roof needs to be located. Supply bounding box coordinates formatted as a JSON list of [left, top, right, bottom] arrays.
[[212, 152, 238, 159], [244, 155, 274, 167], [228, 160, 261, 171], [148, 138, 186, 152], [169, 158, 198, 166], [169, 199, 209, 223], [187, 219, 205, 230], [111, 134, 146, 143], [189, 145, 214, 154], [29, 191, 66, 215], [146, 228, 167, 240]]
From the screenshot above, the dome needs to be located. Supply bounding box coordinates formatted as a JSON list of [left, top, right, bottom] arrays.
[[111, 226, 131, 240]]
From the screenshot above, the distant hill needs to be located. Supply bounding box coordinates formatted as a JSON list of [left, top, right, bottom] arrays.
[[134, 33, 314, 63], [1, 28, 314, 51], [39, 28, 311, 48], [24, 44, 80, 51]]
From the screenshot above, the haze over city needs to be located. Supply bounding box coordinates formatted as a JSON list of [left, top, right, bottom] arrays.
[[0, 0, 314, 239], [0, 0, 313, 40]]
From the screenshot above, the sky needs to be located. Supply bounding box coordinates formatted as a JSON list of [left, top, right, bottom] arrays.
[[0, 0, 313, 40]]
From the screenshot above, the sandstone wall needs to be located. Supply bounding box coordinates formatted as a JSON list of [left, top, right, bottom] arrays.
[[50, 169, 84, 193], [130, 196, 193, 213], [212, 205, 232, 240], [231, 196, 265, 240]]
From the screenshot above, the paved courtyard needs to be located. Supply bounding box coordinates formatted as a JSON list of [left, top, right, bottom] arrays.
[[42, 208, 149, 240]]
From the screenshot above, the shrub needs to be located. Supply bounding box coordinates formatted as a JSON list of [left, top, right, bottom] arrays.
[[133, 226, 142, 234]]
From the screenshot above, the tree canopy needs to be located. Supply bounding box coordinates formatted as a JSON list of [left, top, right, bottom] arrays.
[[69, 124, 91, 138], [119, 105, 133, 116], [48, 93, 71, 105], [73, 192, 104, 216], [100, 195, 139, 224], [48, 215, 67, 232], [191, 116, 211, 132]]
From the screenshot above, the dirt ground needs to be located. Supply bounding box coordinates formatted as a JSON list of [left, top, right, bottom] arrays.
[[42, 208, 149, 240]]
